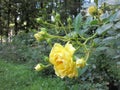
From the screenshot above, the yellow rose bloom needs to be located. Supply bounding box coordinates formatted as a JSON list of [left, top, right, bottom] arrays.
[[49, 42, 78, 78], [34, 63, 44, 71], [49, 42, 75, 65], [65, 42, 76, 56], [54, 61, 78, 78], [88, 6, 97, 16], [76, 58, 86, 68]]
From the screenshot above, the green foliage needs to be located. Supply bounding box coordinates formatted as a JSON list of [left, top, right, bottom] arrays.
[[33, 2, 120, 88], [73, 13, 83, 33], [96, 23, 113, 35], [82, 7, 120, 88], [0, 31, 50, 65]]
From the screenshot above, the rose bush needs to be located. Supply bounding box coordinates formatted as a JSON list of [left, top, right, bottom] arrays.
[[34, 1, 120, 84]]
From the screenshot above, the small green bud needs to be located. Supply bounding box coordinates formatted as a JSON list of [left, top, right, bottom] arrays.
[[46, 38, 51, 44], [36, 18, 43, 23], [44, 56, 49, 62], [52, 10, 56, 15], [41, 28, 47, 31], [9, 23, 15, 27], [67, 17, 72, 24], [55, 13, 60, 21]]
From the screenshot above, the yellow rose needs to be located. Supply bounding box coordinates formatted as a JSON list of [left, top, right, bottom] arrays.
[[76, 58, 86, 68], [49, 42, 78, 78], [54, 61, 78, 78], [49, 42, 75, 65], [34, 63, 44, 71], [65, 42, 76, 56], [88, 6, 97, 16]]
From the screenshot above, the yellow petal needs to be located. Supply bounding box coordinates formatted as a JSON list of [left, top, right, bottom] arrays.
[[65, 42, 75, 56]]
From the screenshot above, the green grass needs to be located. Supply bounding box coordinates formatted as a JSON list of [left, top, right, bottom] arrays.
[[0, 60, 109, 90], [0, 60, 81, 90], [0, 60, 84, 90]]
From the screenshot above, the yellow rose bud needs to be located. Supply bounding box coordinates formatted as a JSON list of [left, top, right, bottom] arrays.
[[76, 58, 86, 68], [34, 33, 41, 41], [34, 63, 44, 71], [34, 29, 48, 41], [98, 9, 103, 15], [88, 6, 97, 16]]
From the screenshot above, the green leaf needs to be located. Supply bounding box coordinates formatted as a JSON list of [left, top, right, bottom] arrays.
[[96, 23, 113, 35], [85, 16, 93, 27], [79, 28, 89, 35], [78, 66, 88, 76], [113, 55, 120, 59], [114, 21, 120, 29], [106, 48, 117, 56], [73, 13, 82, 32], [102, 36, 116, 45], [95, 47, 108, 52], [101, 13, 109, 20], [90, 20, 99, 25], [116, 33, 120, 39], [93, 38, 102, 44], [109, 11, 120, 22]]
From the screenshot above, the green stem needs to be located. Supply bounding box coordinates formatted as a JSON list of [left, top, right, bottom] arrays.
[[49, 34, 69, 42], [85, 51, 90, 61], [45, 64, 52, 68], [83, 32, 97, 45], [78, 35, 86, 40], [58, 20, 67, 35], [43, 22, 56, 28]]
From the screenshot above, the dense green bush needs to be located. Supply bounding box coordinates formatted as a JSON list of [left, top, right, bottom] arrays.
[[71, 4, 120, 88], [0, 31, 50, 65], [33, 2, 120, 89]]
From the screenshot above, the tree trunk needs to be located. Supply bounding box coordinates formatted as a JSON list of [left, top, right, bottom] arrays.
[[7, 0, 11, 43], [14, 13, 18, 35], [0, 0, 2, 44]]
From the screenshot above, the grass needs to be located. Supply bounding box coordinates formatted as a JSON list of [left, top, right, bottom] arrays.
[[0, 60, 60, 90], [0, 60, 81, 90], [0, 59, 109, 90]]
